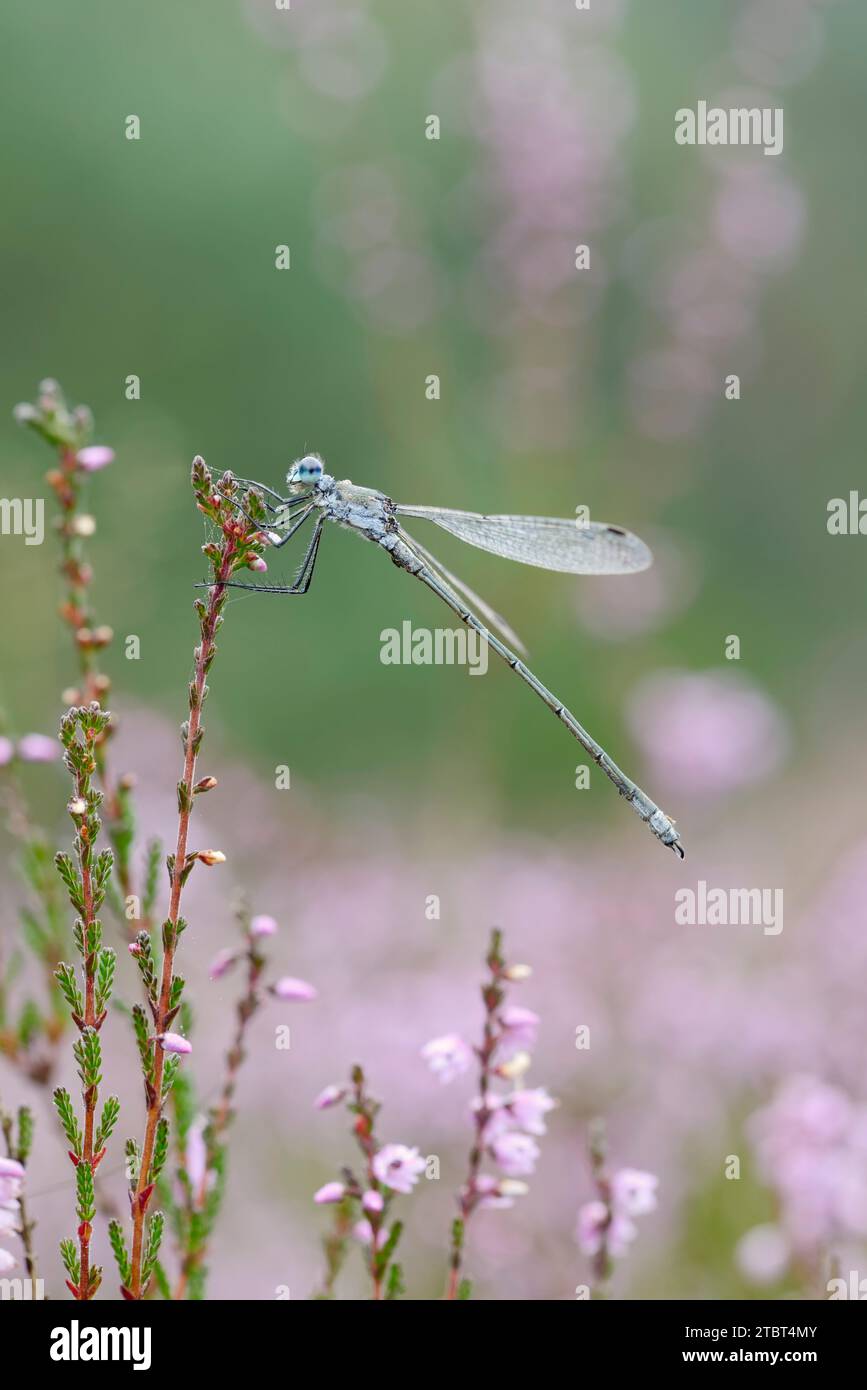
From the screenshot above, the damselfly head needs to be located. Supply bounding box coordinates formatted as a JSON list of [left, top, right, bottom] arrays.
[[288, 454, 323, 487]]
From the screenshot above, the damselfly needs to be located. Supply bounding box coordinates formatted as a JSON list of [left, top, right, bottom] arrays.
[[214, 455, 683, 858]]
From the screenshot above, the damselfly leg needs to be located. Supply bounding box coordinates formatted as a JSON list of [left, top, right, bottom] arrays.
[[265, 504, 315, 549], [211, 515, 325, 595], [230, 477, 314, 511]]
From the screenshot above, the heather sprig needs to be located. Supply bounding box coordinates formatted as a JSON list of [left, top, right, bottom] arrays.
[[14, 381, 114, 712], [576, 1120, 659, 1298], [426, 929, 556, 1300], [159, 907, 313, 1299], [116, 459, 267, 1301], [169, 905, 271, 1298], [12, 379, 154, 928], [314, 1065, 422, 1300], [51, 702, 119, 1300]]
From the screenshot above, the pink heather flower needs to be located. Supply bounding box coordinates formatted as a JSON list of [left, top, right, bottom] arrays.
[[0, 1178, 21, 1208], [76, 445, 115, 472], [272, 976, 317, 1002], [353, 1220, 387, 1249], [249, 556, 268, 573], [736, 1224, 790, 1285], [0, 1206, 19, 1237], [0, 1160, 24, 1213], [372, 1143, 426, 1195], [490, 1131, 540, 1177], [503, 1087, 558, 1136], [156, 1032, 192, 1055], [314, 1084, 346, 1111], [421, 1033, 474, 1084], [0, 1248, 15, 1274], [362, 1189, 384, 1214], [576, 1199, 609, 1255], [576, 1201, 638, 1259], [209, 947, 238, 980], [607, 1214, 639, 1258], [750, 1076, 852, 1159], [16, 733, 58, 763], [497, 1005, 539, 1057], [0, 737, 14, 767], [473, 1093, 507, 1137], [314, 1181, 347, 1205], [625, 669, 788, 799], [473, 1174, 526, 1211], [746, 1076, 867, 1251], [184, 1117, 208, 1189], [611, 1168, 659, 1217], [250, 914, 278, 938]]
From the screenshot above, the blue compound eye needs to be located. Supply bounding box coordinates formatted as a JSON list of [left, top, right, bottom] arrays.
[[288, 454, 323, 486]]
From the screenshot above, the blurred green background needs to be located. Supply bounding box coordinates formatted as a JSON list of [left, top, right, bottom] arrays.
[[2, 0, 866, 839]]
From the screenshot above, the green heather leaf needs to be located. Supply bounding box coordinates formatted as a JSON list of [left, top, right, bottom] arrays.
[[108, 1219, 131, 1286], [95, 1095, 120, 1152], [53, 1086, 82, 1156]]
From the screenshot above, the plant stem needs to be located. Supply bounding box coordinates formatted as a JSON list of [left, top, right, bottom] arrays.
[[173, 936, 264, 1299], [445, 930, 504, 1300], [350, 1066, 386, 1300], [126, 531, 239, 1299], [76, 727, 99, 1298]]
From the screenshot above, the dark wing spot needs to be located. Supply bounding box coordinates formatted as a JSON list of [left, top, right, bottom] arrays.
[[606, 526, 627, 537]]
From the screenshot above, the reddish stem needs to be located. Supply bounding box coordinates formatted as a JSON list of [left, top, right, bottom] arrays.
[[126, 533, 238, 1298]]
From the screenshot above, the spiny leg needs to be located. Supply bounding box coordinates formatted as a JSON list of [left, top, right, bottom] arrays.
[[393, 540, 683, 858], [290, 514, 324, 592], [232, 477, 309, 508], [208, 516, 325, 595], [219, 490, 312, 530], [266, 504, 315, 549]]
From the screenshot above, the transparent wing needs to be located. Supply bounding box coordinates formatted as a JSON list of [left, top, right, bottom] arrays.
[[398, 526, 528, 655], [395, 506, 651, 575]]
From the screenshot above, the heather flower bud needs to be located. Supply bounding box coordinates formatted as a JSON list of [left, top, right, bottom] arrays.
[[76, 446, 115, 472], [314, 1085, 346, 1111], [314, 1181, 346, 1205], [250, 914, 277, 938], [209, 948, 238, 981], [197, 849, 226, 866], [271, 976, 317, 1002], [156, 1032, 192, 1055], [496, 1050, 532, 1080]]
